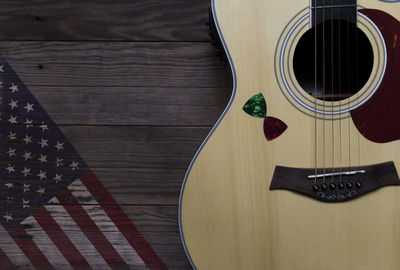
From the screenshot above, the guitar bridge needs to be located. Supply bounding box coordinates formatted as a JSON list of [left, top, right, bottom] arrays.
[[270, 161, 400, 202]]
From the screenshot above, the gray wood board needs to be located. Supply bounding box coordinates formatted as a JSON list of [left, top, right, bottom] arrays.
[[0, 125, 210, 169], [20, 86, 232, 126], [0, 205, 191, 269], [0, 42, 231, 88], [0, 0, 211, 42]]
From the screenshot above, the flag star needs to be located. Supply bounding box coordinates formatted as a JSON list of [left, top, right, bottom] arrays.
[[6, 164, 15, 174], [53, 174, 62, 183], [54, 141, 64, 151], [24, 102, 34, 112], [37, 170, 47, 180], [22, 151, 32, 160], [38, 154, 47, 163], [4, 183, 13, 188], [23, 135, 32, 144], [22, 199, 30, 208], [7, 131, 16, 140], [3, 214, 13, 222], [8, 99, 18, 109], [8, 115, 17, 124], [39, 122, 48, 132], [25, 118, 33, 128], [21, 167, 31, 177], [9, 83, 19, 93], [39, 138, 48, 148], [37, 186, 45, 196], [6, 147, 16, 157], [56, 157, 63, 167], [70, 161, 79, 171], [23, 184, 30, 192]]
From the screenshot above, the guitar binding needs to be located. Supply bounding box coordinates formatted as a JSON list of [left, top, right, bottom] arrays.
[[206, 7, 228, 64]]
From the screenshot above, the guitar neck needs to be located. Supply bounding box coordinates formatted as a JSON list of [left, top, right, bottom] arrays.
[[311, 0, 357, 25]]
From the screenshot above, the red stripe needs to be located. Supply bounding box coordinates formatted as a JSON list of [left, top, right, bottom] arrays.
[[10, 228, 54, 270], [0, 247, 15, 270], [33, 207, 92, 270], [81, 170, 167, 270], [57, 192, 130, 269]]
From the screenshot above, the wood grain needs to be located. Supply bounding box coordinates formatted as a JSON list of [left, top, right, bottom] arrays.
[[0, 125, 209, 169], [0, 41, 231, 88], [94, 168, 186, 205], [0, 167, 185, 205], [60, 125, 209, 169], [26, 86, 231, 126], [0, 0, 210, 42], [0, 0, 231, 268], [0, 205, 191, 269]]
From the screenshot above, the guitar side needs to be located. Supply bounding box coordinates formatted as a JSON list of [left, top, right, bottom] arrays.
[[180, 0, 400, 269]]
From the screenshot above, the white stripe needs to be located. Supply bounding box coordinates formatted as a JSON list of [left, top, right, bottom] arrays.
[[68, 179, 145, 267], [0, 223, 34, 268], [45, 198, 111, 270], [21, 216, 73, 269]]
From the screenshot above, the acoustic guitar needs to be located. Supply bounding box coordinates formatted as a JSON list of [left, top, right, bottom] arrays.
[[179, 0, 400, 269]]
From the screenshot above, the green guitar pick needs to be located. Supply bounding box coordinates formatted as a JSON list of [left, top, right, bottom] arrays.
[[242, 93, 267, 118]]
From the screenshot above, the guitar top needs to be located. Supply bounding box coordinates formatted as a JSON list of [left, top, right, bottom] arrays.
[[180, 0, 400, 269]]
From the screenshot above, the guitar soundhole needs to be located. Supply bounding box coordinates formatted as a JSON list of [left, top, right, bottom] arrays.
[[293, 19, 374, 101]]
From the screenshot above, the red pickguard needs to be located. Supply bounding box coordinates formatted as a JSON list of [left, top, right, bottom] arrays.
[[351, 9, 400, 143]]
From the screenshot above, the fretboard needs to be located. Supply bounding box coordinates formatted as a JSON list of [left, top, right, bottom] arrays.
[[311, 0, 357, 26]]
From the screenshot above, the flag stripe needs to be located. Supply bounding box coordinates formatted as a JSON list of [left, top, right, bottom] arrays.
[[22, 216, 73, 269], [81, 171, 167, 269], [69, 179, 146, 267], [0, 247, 15, 270], [0, 224, 33, 268], [57, 191, 130, 269], [34, 207, 93, 270], [10, 228, 54, 270], [45, 201, 111, 270]]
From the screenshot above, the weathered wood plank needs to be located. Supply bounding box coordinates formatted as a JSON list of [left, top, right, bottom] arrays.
[[0, 167, 185, 205], [26, 86, 232, 126], [0, 42, 231, 88], [94, 168, 185, 205], [62, 125, 208, 169], [0, 205, 190, 269], [0, 125, 208, 169], [0, 0, 210, 42]]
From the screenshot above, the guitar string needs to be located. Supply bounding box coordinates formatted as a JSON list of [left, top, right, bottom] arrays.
[[347, 2, 351, 173], [356, 2, 360, 170], [338, 1, 342, 182], [323, 0, 326, 183], [331, 0, 334, 183], [314, 0, 318, 185]]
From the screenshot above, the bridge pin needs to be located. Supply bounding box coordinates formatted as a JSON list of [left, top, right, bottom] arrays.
[[329, 183, 336, 190], [321, 183, 328, 191], [356, 181, 363, 189], [347, 182, 353, 189], [338, 182, 345, 190]]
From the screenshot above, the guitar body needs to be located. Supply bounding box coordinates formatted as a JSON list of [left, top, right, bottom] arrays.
[[180, 0, 400, 269]]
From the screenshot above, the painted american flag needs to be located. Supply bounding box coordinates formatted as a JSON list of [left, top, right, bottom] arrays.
[[0, 57, 167, 269]]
